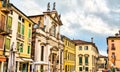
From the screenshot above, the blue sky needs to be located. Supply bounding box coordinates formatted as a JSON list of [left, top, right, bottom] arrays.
[[10, 0, 120, 56]]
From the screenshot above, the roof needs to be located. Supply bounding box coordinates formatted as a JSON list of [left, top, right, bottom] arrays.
[[61, 35, 75, 44], [72, 40, 92, 44], [72, 40, 99, 53], [99, 55, 108, 58], [106, 36, 120, 45], [28, 14, 44, 18]]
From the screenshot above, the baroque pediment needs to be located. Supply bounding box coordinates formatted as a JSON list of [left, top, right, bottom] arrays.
[[49, 11, 62, 26]]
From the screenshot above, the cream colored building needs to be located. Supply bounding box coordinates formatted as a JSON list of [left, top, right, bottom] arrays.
[[73, 40, 99, 72], [97, 55, 108, 71], [29, 2, 64, 72]]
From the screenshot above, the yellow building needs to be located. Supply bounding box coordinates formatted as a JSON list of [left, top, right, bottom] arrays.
[[73, 39, 99, 72], [62, 36, 75, 72], [107, 33, 120, 69], [4, 4, 34, 72]]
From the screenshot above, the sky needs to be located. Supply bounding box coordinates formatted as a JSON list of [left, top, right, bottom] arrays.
[[10, 0, 120, 56]]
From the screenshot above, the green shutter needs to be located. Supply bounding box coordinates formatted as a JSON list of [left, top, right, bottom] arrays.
[[85, 57, 88, 64], [7, 16, 12, 29], [18, 22, 21, 33], [27, 46, 30, 54], [5, 38, 10, 50], [17, 42, 19, 51], [79, 57, 82, 64], [20, 44, 23, 52], [28, 29, 31, 38], [21, 25, 24, 35]]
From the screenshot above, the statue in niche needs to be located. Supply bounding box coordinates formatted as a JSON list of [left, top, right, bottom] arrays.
[[53, 2, 56, 10], [47, 2, 50, 11]]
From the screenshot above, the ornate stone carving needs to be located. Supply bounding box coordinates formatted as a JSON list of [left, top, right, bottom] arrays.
[[47, 2, 50, 11], [53, 2, 56, 10]]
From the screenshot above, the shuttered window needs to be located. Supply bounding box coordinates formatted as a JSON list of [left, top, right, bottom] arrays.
[[7, 16, 12, 29], [5, 38, 10, 50], [27, 46, 30, 54], [17, 22, 21, 33], [21, 25, 24, 35]]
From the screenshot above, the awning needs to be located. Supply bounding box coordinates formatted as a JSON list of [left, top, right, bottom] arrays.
[[16, 57, 24, 62], [21, 58, 33, 62], [0, 56, 6, 61], [33, 61, 48, 65]]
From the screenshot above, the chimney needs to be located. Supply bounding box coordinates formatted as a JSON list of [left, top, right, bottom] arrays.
[[115, 33, 119, 37], [91, 37, 93, 43], [119, 30, 120, 35]]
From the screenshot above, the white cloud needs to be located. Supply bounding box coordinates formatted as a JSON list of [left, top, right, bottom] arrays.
[[83, 0, 110, 13], [11, 0, 44, 15], [99, 50, 108, 56]]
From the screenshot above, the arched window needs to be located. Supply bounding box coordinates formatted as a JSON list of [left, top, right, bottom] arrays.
[[51, 25, 56, 37]]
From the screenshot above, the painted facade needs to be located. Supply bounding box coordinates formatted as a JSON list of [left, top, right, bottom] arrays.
[[107, 34, 120, 69], [97, 55, 108, 71], [73, 40, 99, 72], [3, 4, 34, 72], [29, 2, 64, 72], [0, 0, 10, 72], [62, 36, 75, 72]]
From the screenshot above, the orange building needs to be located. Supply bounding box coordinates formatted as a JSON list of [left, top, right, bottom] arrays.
[[107, 33, 120, 69], [0, 0, 10, 71]]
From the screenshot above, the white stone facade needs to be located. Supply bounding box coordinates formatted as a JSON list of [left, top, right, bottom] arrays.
[[30, 10, 64, 72]]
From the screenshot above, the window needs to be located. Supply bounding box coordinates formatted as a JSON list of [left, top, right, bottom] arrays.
[[79, 67, 82, 71], [79, 57, 82, 65], [19, 43, 23, 52], [7, 16, 12, 29], [65, 65, 67, 72], [17, 22, 21, 33], [111, 43, 115, 50], [0, 36, 4, 49], [0, 15, 5, 30], [85, 67, 88, 72], [84, 46, 88, 50], [112, 52, 115, 59], [5, 38, 10, 50], [85, 57, 88, 65], [51, 25, 56, 37], [28, 29, 31, 38], [41, 46, 44, 61], [17, 42, 20, 51], [22, 19, 24, 23], [18, 16, 21, 20], [27, 46, 30, 54], [29, 24, 31, 27], [2, 0, 6, 7], [21, 25, 24, 35], [79, 46, 82, 50], [111, 40, 114, 42]]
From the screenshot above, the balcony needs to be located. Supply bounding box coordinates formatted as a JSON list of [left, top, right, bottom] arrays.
[[0, 7, 10, 14], [111, 47, 115, 50], [0, 28, 12, 36], [0, 2, 10, 14], [17, 33, 24, 41]]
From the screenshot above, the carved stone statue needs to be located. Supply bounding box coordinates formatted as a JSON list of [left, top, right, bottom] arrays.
[[58, 14, 61, 18], [53, 2, 56, 10], [47, 2, 50, 11]]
